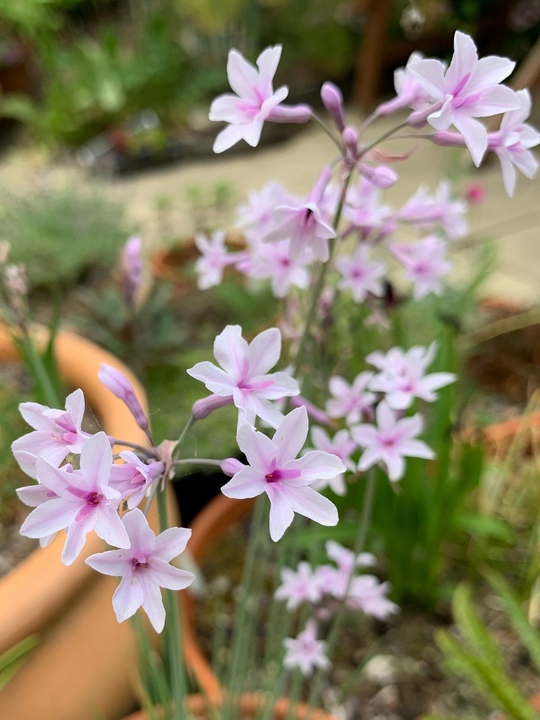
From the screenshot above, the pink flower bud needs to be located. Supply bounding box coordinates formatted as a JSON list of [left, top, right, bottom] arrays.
[[267, 104, 312, 124], [321, 82, 345, 131], [121, 235, 143, 308], [191, 394, 234, 420], [464, 182, 486, 205], [98, 363, 149, 432], [342, 126, 358, 161], [221, 457, 246, 476], [359, 164, 398, 189]]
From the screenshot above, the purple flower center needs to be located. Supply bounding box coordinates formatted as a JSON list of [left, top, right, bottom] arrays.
[[53, 416, 79, 445], [87, 491, 103, 506], [132, 554, 149, 571], [265, 467, 302, 484]]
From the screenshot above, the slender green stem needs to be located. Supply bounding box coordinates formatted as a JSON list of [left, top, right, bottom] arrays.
[[171, 458, 223, 470], [309, 112, 344, 153], [358, 120, 410, 157], [112, 439, 159, 458], [223, 496, 267, 720], [156, 486, 186, 720], [19, 329, 60, 408], [172, 414, 197, 460]]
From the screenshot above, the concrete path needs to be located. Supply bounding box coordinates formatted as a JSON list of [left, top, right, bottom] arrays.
[[1, 100, 539, 306]]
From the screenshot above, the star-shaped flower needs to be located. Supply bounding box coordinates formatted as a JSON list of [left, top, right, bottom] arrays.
[[221, 407, 342, 541]]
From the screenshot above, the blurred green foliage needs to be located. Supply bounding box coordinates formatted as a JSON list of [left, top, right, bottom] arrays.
[[0, 185, 128, 289]]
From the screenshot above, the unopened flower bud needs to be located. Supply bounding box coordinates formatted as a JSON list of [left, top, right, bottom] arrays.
[[342, 126, 358, 161], [121, 235, 143, 308], [267, 104, 312, 124], [98, 363, 149, 432], [191, 394, 234, 420], [360, 164, 398, 189], [221, 457, 245, 476], [321, 82, 345, 131]]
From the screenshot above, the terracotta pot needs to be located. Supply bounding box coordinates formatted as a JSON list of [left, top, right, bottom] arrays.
[[152, 232, 246, 296], [123, 691, 338, 720], [0, 325, 167, 720]]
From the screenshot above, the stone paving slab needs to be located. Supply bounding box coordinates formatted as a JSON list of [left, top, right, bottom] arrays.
[[0, 105, 538, 305]]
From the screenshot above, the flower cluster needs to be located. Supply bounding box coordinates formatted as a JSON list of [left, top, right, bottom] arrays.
[[277, 540, 398, 675]]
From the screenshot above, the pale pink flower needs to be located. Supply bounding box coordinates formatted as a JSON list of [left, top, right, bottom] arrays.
[[326, 372, 376, 425], [347, 575, 399, 620], [376, 51, 430, 116], [245, 239, 311, 298], [351, 401, 435, 481], [275, 561, 322, 609], [308, 427, 357, 496], [12, 389, 91, 479], [325, 540, 376, 575], [210, 46, 311, 153], [194, 230, 239, 290], [391, 236, 452, 300], [19, 432, 129, 565], [396, 181, 468, 241], [342, 177, 394, 241], [283, 620, 330, 676], [110, 452, 164, 509], [262, 167, 336, 262], [86, 508, 195, 633], [235, 181, 292, 242], [336, 245, 387, 303], [487, 89, 540, 197], [221, 407, 342, 541], [409, 31, 519, 165], [369, 342, 456, 410], [187, 325, 299, 430]]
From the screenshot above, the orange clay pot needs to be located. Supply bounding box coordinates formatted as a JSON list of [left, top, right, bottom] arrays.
[[122, 691, 339, 720], [0, 324, 173, 720]]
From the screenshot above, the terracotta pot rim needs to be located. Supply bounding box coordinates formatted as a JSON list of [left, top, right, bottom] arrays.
[[123, 691, 339, 720]]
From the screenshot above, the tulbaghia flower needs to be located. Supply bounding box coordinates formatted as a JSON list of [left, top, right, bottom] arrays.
[[110, 452, 164, 509], [369, 342, 456, 409], [326, 540, 376, 575], [391, 236, 452, 300], [187, 325, 299, 430], [194, 230, 238, 289], [275, 561, 322, 609], [396, 181, 468, 241], [12, 389, 91, 479], [86, 508, 195, 633], [336, 245, 387, 303], [210, 45, 311, 153], [235, 182, 293, 242], [342, 177, 395, 241], [376, 51, 430, 116], [245, 239, 311, 298], [308, 427, 357, 496], [347, 575, 399, 619], [351, 401, 435, 481], [283, 620, 330, 676], [19, 432, 129, 565], [409, 31, 519, 165], [262, 167, 336, 262], [487, 89, 540, 196], [326, 372, 376, 425], [221, 407, 342, 541]]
